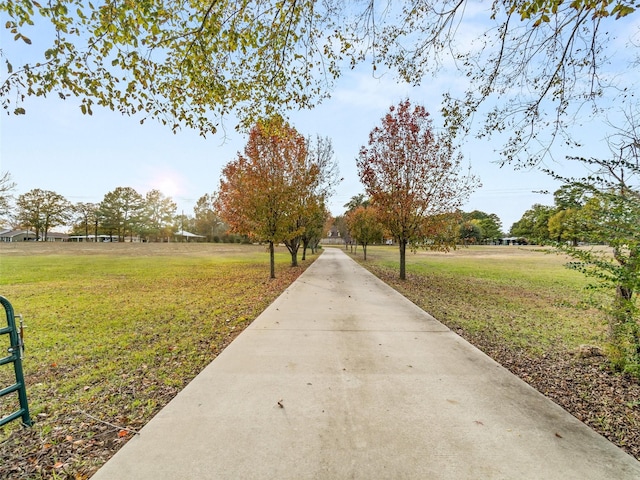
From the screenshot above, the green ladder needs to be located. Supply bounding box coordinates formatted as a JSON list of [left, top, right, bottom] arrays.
[[0, 295, 32, 427]]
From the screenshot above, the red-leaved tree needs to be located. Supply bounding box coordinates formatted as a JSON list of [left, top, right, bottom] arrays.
[[357, 99, 480, 280]]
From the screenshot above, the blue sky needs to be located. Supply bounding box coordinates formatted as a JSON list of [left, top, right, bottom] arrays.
[[1, 5, 638, 232]]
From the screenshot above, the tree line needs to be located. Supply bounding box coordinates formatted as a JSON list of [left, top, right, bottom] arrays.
[[0, 182, 233, 244], [333, 198, 504, 256]]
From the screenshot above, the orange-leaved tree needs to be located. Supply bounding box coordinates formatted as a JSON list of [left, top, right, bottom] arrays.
[[345, 204, 384, 260], [215, 115, 312, 278], [357, 99, 479, 280]]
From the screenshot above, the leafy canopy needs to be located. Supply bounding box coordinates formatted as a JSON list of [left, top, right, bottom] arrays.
[[2, 1, 637, 160]]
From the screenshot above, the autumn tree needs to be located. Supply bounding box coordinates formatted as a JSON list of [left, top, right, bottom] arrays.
[[300, 196, 329, 261], [3, 1, 636, 162], [215, 116, 312, 278], [345, 205, 384, 260], [279, 135, 338, 267], [15, 188, 71, 240], [357, 99, 479, 280]]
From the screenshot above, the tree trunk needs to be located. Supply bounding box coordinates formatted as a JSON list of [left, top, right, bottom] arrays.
[[363, 243, 368, 260], [302, 238, 309, 261], [284, 238, 300, 267], [269, 241, 276, 279], [399, 239, 407, 280]]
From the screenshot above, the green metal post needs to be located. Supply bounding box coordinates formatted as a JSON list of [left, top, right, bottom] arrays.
[[0, 295, 32, 427]]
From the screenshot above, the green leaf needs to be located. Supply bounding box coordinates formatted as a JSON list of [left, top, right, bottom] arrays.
[[14, 107, 26, 115]]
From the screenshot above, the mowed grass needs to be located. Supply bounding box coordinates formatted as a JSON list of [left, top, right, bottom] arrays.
[[352, 245, 608, 355], [0, 242, 317, 478]]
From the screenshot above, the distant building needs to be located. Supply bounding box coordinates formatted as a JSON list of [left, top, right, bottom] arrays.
[[44, 232, 69, 242], [321, 226, 343, 245], [0, 229, 69, 242], [499, 237, 528, 245], [173, 230, 206, 242], [0, 229, 37, 242], [68, 235, 115, 242]]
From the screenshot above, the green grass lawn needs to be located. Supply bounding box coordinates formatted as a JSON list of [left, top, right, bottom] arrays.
[[350, 244, 608, 355], [0, 242, 317, 478]]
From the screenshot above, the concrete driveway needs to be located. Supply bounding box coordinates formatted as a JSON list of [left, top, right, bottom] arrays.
[[92, 247, 640, 479]]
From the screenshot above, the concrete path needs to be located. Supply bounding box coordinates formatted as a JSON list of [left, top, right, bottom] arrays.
[[92, 248, 640, 479]]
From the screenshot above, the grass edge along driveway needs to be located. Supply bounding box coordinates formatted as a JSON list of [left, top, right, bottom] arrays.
[[0, 242, 317, 479], [352, 244, 640, 462]]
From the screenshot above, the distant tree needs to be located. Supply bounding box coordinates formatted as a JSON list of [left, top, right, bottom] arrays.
[[553, 184, 588, 211], [462, 210, 503, 243], [99, 187, 144, 241], [215, 116, 311, 278], [193, 194, 224, 241], [344, 194, 369, 212], [357, 99, 479, 280], [0, 171, 16, 221], [458, 221, 483, 245], [345, 205, 384, 260], [280, 135, 339, 266], [143, 189, 177, 241], [509, 204, 555, 244], [72, 202, 99, 241], [299, 135, 340, 260], [332, 215, 351, 249], [173, 212, 196, 238], [15, 189, 71, 240], [547, 208, 582, 245], [300, 197, 329, 260]]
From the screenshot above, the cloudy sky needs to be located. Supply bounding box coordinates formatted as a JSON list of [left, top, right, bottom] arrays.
[[2, 5, 638, 232]]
